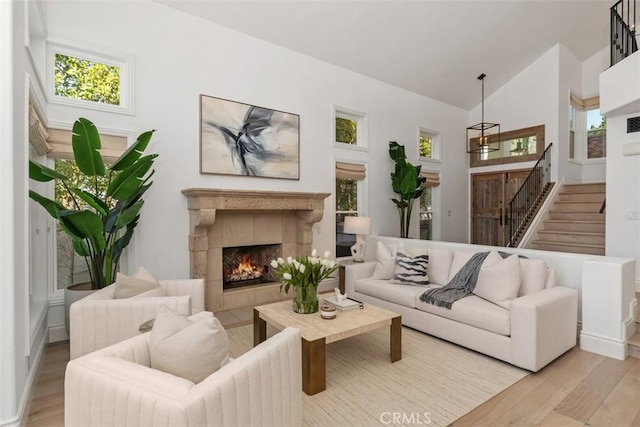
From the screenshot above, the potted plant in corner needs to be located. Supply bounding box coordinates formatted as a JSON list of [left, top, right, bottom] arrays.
[[389, 141, 426, 238], [29, 117, 157, 330]]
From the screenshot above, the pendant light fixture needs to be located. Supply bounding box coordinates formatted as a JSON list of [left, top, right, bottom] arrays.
[[466, 73, 501, 154]]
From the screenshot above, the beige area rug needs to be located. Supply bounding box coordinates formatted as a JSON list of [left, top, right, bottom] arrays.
[[226, 324, 528, 427]]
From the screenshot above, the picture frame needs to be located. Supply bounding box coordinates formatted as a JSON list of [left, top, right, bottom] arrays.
[[200, 94, 300, 180]]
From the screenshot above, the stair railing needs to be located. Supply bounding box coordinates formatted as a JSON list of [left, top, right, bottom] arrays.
[[507, 143, 553, 247], [611, 0, 638, 66]]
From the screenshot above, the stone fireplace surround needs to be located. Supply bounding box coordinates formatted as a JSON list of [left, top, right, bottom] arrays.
[[182, 188, 330, 312]]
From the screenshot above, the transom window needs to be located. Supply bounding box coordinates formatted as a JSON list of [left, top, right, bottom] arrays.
[[47, 42, 133, 114], [334, 108, 367, 148]]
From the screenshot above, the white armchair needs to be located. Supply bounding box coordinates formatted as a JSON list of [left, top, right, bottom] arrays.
[[65, 325, 303, 427], [70, 278, 205, 359]]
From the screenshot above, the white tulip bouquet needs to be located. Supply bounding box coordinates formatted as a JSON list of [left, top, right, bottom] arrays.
[[270, 249, 339, 313]]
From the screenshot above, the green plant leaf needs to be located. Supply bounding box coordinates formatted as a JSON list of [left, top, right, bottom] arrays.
[[112, 221, 136, 265], [58, 209, 105, 251], [106, 155, 156, 200], [29, 190, 65, 219], [71, 238, 91, 257], [109, 130, 156, 171], [29, 161, 69, 182], [72, 117, 106, 177], [71, 188, 108, 217], [388, 141, 406, 163], [115, 200, 143, 228]]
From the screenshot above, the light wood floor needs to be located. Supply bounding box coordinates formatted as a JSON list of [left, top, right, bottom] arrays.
[[27, 335, 640, 427]]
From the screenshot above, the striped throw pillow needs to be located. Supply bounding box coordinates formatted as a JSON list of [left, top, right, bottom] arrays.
[[389, 251, 430, 286]]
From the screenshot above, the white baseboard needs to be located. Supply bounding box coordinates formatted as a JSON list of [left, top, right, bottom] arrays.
[[580, 331, 627, 360], [0, 319, 48, 427], [48, 325, 68, 343]]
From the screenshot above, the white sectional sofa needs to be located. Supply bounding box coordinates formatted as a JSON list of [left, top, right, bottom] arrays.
[[345, 236, 583, 372]]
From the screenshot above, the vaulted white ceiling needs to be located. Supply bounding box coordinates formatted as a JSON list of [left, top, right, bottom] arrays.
[[159, 0, 611, 110]]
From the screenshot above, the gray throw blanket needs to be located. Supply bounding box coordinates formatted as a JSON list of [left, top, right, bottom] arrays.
[[420, 251, 523, 309], [419, 252, 489, 309]]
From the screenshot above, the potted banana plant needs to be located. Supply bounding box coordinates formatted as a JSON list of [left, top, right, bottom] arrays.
[[389, 141, 426, 238], [29, 118, 157, 329]]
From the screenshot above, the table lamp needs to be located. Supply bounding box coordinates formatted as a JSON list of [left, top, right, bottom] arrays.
[[344, 216, 372, 262]]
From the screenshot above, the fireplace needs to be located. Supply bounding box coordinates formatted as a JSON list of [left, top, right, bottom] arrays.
[[223, 244, 281, 289], [182, 188, 330, 312]]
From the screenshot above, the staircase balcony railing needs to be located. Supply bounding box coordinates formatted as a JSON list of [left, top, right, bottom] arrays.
[[507, 143, 553, 248], [611, 0, 638, 66]]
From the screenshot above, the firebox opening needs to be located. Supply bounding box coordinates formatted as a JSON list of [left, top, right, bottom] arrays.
[[223, 244, 281, 290]]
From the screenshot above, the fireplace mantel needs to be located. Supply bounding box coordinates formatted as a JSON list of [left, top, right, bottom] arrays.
[[182, 188, 330, 312]]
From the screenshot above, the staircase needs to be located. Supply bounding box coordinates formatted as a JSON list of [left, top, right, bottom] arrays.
[[530, 183, 606, 255]]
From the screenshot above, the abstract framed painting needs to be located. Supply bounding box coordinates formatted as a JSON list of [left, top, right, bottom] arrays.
[[200, 95, 300, 179]]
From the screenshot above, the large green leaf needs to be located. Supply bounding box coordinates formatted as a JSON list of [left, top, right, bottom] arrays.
[[72, 118, 106, 177], [29, 161, 68, 182], [58, 210, 105, 251], [109, 130, 156, 171], [29, 190, 65, 219], [71, 188, 108, 217], [112, 219, 137, 265], [388, 141, 406, 163], [106, 155, 156, 200], [71, 238, 91, 257], [115, 200, 143, 228]]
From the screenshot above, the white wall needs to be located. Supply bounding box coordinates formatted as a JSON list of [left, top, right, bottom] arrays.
[[44, 1, 469, 284], [601, 52, 640, 291], [2, 1, 50, 425]]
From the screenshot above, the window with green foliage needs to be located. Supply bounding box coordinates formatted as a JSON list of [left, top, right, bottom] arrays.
[[54, 53, 121, 105], [48, 43, 132, 113], [419, 187, 432, 240], [334, 109, 366, 147], [336, 117, 357, 145], [336, 178, 358, 257], [586, 109, 606, 159], [419, 136, 432, 158]]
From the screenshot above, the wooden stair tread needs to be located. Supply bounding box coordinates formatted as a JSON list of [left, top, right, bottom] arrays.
[[531, 240, 604, 249], [538, 230, 604, 236], [543, 220, 605, 224], [628, 332, 640, 346]]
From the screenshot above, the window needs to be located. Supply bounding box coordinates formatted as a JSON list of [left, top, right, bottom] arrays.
[[569, 94, 605, 161], [569, 104, 575, 160], [334, 108, 367, 148], [47, 42, 133, 114], [469, 125, 545, 167], [418, 171, 440, 240], [419, 187, 432, 240], [335, 162, 366, 257], [586, 109, 606, 159], [418, 129, 441, 161]]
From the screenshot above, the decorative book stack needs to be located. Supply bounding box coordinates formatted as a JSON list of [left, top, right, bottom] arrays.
[[323, 297, 364, 311]]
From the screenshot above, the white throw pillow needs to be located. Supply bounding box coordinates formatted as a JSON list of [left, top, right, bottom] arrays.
[[544, 267, 557, 288], [114, 266, 161, 299], [427, 248, 453, 285], [372, 241, 397, 280], [150, 306, 229, 383], [473, 251, 522, 309], [389, 249, 429, 286], [448, 250, 477, 281], [518, 258, 546, 296]]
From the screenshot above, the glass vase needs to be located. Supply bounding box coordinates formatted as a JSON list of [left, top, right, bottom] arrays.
[[292, 284, 319, 314]]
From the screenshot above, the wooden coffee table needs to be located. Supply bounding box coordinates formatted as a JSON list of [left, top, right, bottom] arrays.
[[253, 294, 402, 395]]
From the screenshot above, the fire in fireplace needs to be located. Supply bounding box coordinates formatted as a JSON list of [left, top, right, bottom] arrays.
[[223, 244, 281, 290]]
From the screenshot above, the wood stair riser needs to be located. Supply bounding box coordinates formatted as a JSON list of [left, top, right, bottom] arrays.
[[562, 183, 606, 193], [548, 211, 605, 221], [557, 193, 606, 203], [552, 202, 604, 212], [536, 232, 604, 245], [542, 221, 605, 233], [530, 241, 605, 255]]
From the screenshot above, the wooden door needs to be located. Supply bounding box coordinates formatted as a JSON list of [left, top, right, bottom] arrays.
[[471, 170, 529, 246]]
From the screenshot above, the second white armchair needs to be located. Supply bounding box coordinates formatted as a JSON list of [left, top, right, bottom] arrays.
[[69, 278, 205, 359]]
